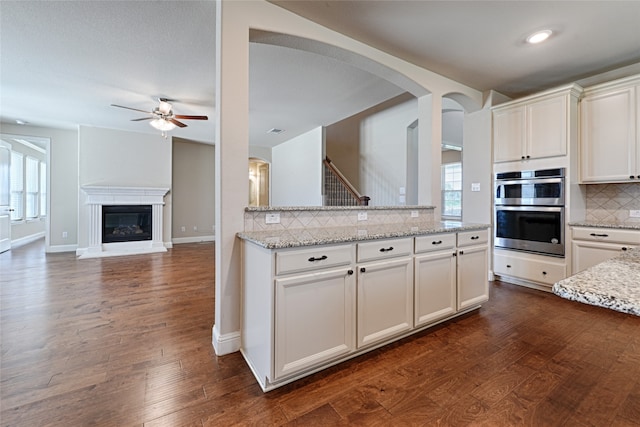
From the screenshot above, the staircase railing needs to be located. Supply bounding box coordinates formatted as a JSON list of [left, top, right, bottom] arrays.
[[323, 157, 370, 206]]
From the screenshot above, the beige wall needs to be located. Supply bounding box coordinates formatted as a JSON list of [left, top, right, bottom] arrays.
[[172, 138, 215, 242], [77, 126, 172, 249], [0, 122, 78, 251]]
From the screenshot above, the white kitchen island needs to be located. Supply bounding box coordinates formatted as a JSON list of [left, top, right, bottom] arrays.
[[237, 209, 490, 392]]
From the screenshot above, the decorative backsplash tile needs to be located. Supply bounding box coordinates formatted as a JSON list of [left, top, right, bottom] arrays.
[[244, 207, 436, 232], [585, 183, 640, 224]]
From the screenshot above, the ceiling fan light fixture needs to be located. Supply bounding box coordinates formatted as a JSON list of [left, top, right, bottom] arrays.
[[526, 29, 552, 44], [150, 118, 176, 132]]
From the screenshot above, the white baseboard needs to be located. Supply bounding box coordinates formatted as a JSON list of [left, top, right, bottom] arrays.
[[172, 235, 215, 245], [46, 244, 78, 253], [212, 324, 241, 355], [11, 232, 45, 249]]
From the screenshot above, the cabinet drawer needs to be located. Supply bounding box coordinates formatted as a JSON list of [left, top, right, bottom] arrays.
[[276, 244, 353, 276], [357, 238, 412, 263], [572, 227, 640, 245], [457, 229, 489, 247], [494, 251, 566, 285], [415, 233, 456, 254]]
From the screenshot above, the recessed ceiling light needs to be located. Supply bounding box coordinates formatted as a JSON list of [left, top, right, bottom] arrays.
[[526, 29, 552, 44], [15, 119, 28, 125], [267, 128, 284, 134]]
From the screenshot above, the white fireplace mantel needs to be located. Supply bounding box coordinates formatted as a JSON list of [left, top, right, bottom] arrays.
[[78, 186, 170, 259]]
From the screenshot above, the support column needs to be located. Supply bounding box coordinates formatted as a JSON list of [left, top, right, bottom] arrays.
[[213, 0, 248, 355], [417, 93, 443, 220]]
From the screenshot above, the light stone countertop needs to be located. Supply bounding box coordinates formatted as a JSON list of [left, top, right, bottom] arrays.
[[552, 247, 640, 316], [237, 221, 489, 249], [570, 221, 640, 230]]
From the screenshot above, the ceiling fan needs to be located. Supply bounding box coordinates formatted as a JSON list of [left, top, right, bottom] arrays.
[[111, 98, 208, 136]]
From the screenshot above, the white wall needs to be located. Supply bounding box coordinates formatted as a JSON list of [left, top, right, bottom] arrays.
[[360, 98, 418, 206], [462, 107, 492, 225], [271, 127, 323, 206], [77, 126, 172, 249]]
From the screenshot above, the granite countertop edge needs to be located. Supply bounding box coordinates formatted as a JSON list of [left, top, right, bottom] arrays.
[[237, 222, 490, 249], [569, 221, 640, 231]]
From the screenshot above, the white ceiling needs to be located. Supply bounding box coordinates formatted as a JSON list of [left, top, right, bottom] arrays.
[[1, 1, 639, 147]]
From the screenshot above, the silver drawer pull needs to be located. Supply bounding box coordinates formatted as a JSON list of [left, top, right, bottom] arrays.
[[379, 246, 394, 252], [308, 255, 328, 262], [590, 233, 609, 237], [432, 240, 443, 245]]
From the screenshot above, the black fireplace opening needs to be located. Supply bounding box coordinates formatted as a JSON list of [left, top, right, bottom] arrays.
[[102, 205, 152, 243]]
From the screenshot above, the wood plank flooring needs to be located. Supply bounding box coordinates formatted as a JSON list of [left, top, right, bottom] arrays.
[[1, 240, 639, 426]]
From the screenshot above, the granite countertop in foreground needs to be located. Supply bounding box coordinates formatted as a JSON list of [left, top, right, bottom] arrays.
[[570, 221, 640, 230], [552, 248, 640, 316], [237, 221, 489, 249]]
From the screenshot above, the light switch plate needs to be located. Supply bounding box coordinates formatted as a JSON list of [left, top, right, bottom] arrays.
[[630, 210, 640, 218], [265, 213, 280, 224], [358, 211, 368, 221], [471, 182, 481, 192], [411, 210, 419, 218]]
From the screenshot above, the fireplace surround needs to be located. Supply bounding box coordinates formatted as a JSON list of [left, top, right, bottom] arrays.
[[78, 186, 169, 258]]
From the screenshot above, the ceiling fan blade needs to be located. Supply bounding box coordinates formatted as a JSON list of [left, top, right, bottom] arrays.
[[111, 104, 152, 114], [131, 117, 152, 121], [169, 118, 187, 128], [174, 115, 209, 120]]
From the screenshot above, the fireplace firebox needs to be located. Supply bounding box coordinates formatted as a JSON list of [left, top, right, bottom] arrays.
[[102, 205, 152, 244]]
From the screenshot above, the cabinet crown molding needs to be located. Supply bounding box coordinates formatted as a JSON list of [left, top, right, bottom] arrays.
[[492, 83, 583, 111]]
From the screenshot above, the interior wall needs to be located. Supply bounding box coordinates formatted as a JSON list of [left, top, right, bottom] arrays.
[[325, 93, 415, 195], [461, 106, 492, 225], [172, 138, 215, 243], [360, 98, 418, 206], [77, 126, 172, 249], [271, 127, 323, 206], [0, 122, 78, 252]]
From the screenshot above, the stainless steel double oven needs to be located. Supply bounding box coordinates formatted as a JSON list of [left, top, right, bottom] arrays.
[[494, 168, 565, 257]]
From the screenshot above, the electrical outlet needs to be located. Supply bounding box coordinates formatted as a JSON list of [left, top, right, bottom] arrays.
[[181, 226, 186, 232], [265, 213, 280, 224], [193, 226, 198, 231], [358, 211, 368, 221], [411, 210, 419, 218], [630, 210, 640, 218], [62, 231, 68, 239]]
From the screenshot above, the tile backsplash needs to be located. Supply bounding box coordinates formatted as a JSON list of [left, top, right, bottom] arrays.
[[585, 183, 640, 224], [244, 207, 436, 232]]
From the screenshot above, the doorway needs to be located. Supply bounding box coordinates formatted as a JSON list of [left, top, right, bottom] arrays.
[[248, 158, 270, 207]]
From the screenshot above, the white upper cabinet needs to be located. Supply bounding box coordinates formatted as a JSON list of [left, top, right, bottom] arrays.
[[493, 84, 581, 163], [580, 75, 640, 183]]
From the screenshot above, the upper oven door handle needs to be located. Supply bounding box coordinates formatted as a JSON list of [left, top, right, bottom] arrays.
[[495, 205, 563, 212], [496, 177, 563, 186]]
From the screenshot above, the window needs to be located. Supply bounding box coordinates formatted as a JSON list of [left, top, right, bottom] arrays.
[[441, 162, 462, 218], [10, 151, 23, 221], [26, 156, 39, 219]]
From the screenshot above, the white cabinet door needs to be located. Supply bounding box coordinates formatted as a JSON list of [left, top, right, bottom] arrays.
[[493, 105, 526, 162], [457, 245, 489, 310], [357, 257, 413, 348], [580, 85, 637, 182], [414, 250, 457, 327], [527, 95, 567, 159], [274, 267, 355, 379], [571, 240, 635, 274]]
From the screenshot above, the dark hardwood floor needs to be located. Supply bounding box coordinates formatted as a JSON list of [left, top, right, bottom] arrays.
[[1, 240, 639, 426]]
